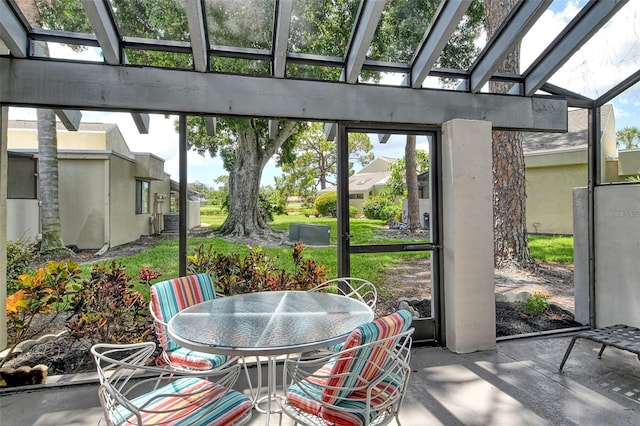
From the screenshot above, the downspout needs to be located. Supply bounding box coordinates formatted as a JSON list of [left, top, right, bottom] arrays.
[[95, 158, 110, 256]]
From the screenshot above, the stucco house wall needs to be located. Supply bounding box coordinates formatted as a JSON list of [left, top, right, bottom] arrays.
[[7, 120, 173, 250], [523, 104, 629, 235]]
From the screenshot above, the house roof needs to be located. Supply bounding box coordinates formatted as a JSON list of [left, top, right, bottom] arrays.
[[523, 104, 613, 153], [8, 120, 117, 132], [348, 171, 390, 192]]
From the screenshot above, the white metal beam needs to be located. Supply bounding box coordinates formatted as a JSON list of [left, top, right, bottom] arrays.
[[54, 110, 82, 131], [184, 0, 208, 72], [0, 57, 568, 132], [405, 0, 470, 88], [325, 0, 386, 140], [520, 0, 628, 96], [204, 117, 216, 136], [343, 0, 386, 84], [132, 112, 150, 134], [272, 0, 293, 78], [469, 0, 551, 93], [82, 2, 150, 133], [0, 0, 28, 58], [82, 0, 121, 65]]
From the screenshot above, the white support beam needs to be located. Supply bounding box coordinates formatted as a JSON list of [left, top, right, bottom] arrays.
[[82, 0, 121, 64], [520, 0, 627, 96], [132, 112, 150, 134], [204, 117, 216, 136], [469, 0, 551, 93], [378, 134, 390, 144], [343, 0, 386, 84], [0, 0, 28, 58], [0, 57, 568, 132], [184, 0, 208, 72], [405, 0, 470, 88], [54, 109, 82, 131], [272, 0, 293, 78]]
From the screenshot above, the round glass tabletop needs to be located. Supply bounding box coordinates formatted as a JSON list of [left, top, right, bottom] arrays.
[[168, 290, 374, 355]]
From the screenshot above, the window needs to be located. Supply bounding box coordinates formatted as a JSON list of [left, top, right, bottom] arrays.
[[135, 180, 150, 214], [349, 193, 364, 200], [8, 155, 37, 199]]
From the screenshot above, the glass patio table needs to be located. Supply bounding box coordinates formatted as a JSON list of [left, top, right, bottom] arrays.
[[167, 290, 374, 422]]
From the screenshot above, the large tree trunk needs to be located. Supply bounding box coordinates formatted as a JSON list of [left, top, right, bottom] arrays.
[[217, 120, 298, 238], [485, 0, 534, 269], [37, 110, 67, 254], [405, 135, 420, 230]]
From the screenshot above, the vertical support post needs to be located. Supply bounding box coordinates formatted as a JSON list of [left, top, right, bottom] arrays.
[[0, 106, 8, 349], [441, 119, 495, 353], [179, 115, 187, 277], [337, 124, 350, 282], [587, 106, 600, 328]]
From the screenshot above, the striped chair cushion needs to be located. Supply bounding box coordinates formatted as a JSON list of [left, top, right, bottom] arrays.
[[322, 310, 413, 405], [111, 377, 252, 426], [285, 310, 412, 425], [150, 274, 217, 352], [160, 347, 228, 371], [286, 369, 404, 426]]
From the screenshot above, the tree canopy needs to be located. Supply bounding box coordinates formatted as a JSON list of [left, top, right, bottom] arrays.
[[616, 126, 640, 150], [277, 123, 374, 206]]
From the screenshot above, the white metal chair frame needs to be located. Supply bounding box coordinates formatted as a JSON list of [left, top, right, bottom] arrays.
[[310, 277, 378, 309], [91, 342, 252, 426], [281, 328, 414, 426], [149, 278, 258, 401]]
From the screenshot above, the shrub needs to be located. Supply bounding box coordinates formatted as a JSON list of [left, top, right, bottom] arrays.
[[314, 192, 337, 217], [3, 260, 83, 367], [349, 205, 358, 218], [6, 239, 38, 295], [522, 293, 549, 316], [66, 261, 152, 348], [362, 195, 391, 220], [381, 203, 402, 222], [187, 242, 328, 295]]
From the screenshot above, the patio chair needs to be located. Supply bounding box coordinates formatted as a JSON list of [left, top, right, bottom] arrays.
[[309, 277, 378, 352], [309, 277, 378, 309], [149, 273, 232, 371], [91, 342, 253, 426], [281, 310, 414, 426]]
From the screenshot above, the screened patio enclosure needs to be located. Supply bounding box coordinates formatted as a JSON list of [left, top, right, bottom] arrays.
[[2, 0, 640, 352]]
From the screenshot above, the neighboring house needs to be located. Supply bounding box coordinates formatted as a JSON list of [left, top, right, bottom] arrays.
[[321, 157, 397, 215], [7, 120, 198, 250], [523, 104, 640, 235]]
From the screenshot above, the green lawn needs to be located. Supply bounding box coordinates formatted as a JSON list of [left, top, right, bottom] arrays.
[[90, 212, 572, 295]]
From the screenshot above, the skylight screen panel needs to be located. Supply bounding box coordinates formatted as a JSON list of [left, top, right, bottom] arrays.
[[205, 0, 274, 50]]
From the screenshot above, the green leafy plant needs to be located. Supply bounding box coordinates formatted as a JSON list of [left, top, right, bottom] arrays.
[[362, 195, 392, 220], [2, 260, 82, 367], [66, 261, 152, 348], [314, 192, 337, 217], [522, 293, 549, 316], [6, 239, 39, 295], [187, 242, 328, 295]]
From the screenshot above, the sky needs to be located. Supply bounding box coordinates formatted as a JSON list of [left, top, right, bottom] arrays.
[[8, 0, 640, 188]]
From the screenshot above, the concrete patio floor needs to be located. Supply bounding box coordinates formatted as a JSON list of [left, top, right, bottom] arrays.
[[1, 332, 639, 425]]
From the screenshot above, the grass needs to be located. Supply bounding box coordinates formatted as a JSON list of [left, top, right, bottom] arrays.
[[82, 211, 573, 295], [528, 234, 573, 263]]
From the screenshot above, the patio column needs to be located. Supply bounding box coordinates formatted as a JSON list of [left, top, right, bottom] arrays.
[[442, 119, 495, 353], [0, 106, 7, 349]]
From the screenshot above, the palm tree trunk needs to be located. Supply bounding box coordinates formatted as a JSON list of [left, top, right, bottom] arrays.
[[37, 110, 66, 254]]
